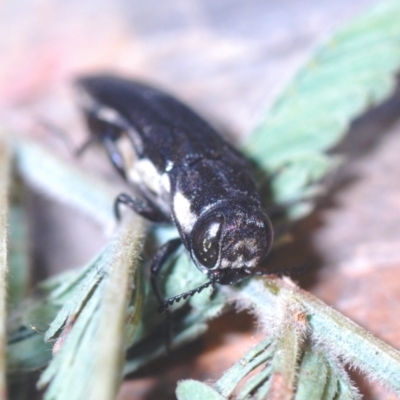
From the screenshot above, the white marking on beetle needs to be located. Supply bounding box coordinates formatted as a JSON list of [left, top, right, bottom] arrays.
[[79, 90, 125, 126], [79, 87, 144, 152], [220, 259, 230, 269], [128, 158, 163, 195], [165, 160, 174, 172], [231, 255, 245, 269], [161, 173, 171, 193], [116, 135, 137, 171], [220, 256, 258, 270], [173, 191, 197, 233], [97, 107, 124, 125], [233, 239, 257, 252], [245, 259, 257, 268], [126, 126, 144, 154]]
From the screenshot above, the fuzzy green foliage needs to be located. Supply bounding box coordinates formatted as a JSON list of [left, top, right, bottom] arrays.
[[245, 0, 400, 218]]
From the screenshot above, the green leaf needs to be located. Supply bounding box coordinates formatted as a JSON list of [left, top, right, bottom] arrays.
[[245, 0, 400, 218], [37, 215, 146, 400], [214, 288, 308, 400], [176, 380, 226, 400], [8, 200, 30, 310], [14, 140, 117, 226], [43, 253, 107, 342], [295, 349, 334, 400], [123, 246, 227, 375], [7, 330, 53, 374], [214, 337, 273, 398]]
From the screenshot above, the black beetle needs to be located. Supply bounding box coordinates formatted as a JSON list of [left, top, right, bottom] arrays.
[[76, 75, 274, 312]]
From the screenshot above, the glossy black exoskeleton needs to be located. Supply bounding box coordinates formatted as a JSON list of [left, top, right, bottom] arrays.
[[76, 75, 274, 312]]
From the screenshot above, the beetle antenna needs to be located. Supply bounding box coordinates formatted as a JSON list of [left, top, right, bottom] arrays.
[[36, 118, 78, 154], [75, 135, 99, 157], [36, 117, 98, 157], [159, 279, 216, 313]]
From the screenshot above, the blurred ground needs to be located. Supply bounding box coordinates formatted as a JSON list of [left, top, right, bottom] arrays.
[[2, 0, 400, 399]]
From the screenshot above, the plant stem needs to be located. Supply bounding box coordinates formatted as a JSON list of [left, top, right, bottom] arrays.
[[0, 142, 11, 400], [87, 215, 146, 400], [230, 278, 400, 394]]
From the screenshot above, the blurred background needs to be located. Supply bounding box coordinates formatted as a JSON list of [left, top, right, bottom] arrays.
[[3, 1, 400, 399]]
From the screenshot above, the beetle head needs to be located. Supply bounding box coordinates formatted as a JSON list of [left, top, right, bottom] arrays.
[[189, 201, 274, 284]]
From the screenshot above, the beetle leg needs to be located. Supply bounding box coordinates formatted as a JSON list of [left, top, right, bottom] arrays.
[[150, 238, 182, 349], [75, 134, 99, 157], [114, 193, 170, 223], [101, 133, 127, 179], [150, 237, 183, 308], [77, 121, 127, 179]]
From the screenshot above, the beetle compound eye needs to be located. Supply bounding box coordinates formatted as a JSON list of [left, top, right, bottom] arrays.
[[193, 215, 223, 268]]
